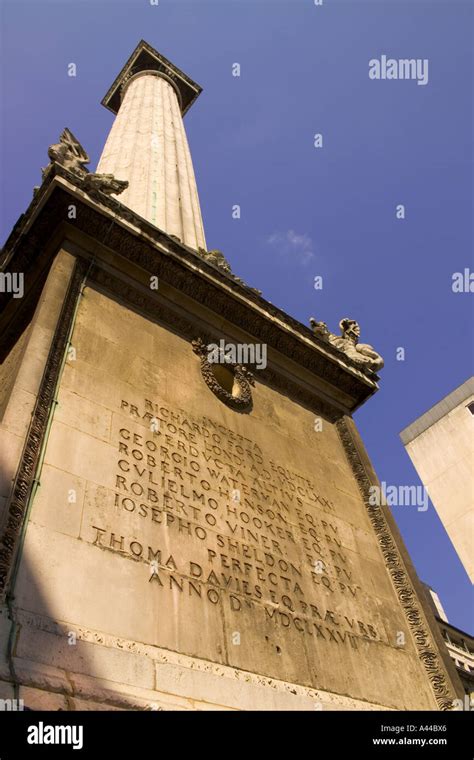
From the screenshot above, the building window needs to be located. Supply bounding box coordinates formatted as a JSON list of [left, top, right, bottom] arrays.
[[467, 401, 474, 415]]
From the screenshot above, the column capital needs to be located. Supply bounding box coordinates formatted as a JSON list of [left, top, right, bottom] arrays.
[[101, 39, 202, 117]]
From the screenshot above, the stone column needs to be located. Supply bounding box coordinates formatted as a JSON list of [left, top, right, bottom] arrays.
[[97, 71, 206, 251]]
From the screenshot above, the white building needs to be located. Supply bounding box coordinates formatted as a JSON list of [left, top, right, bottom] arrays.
[[400, 377, 474, 582]]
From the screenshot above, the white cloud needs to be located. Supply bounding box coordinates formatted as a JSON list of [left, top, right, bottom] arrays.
[[266, 229, 314, 264]]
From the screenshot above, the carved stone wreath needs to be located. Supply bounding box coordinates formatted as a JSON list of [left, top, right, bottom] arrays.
[[192, 338, 255, 412]]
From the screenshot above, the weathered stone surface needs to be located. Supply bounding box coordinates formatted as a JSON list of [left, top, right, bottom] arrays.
[[0, 251, 76, 515], [4, 284, 448, 710]]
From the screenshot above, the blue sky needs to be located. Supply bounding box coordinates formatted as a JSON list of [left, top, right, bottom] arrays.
[[1, 0, 472, 631]]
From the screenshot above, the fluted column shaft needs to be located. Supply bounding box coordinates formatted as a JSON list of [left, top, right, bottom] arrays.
[[97, 72, 206, 251]]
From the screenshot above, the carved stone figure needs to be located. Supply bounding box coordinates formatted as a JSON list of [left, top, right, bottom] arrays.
[[309, 316, 384, 373], [309, 317, 330, 340], [41, 128, 128, 199], [198, 248, 232, 274], [81, 173, 129, 198], [45, 128, 90, 177], [339, 318, 384, 371], [197, 247, 262, 295]]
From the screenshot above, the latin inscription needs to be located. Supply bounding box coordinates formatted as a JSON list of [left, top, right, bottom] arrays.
[[87, 398, 384, 650]]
